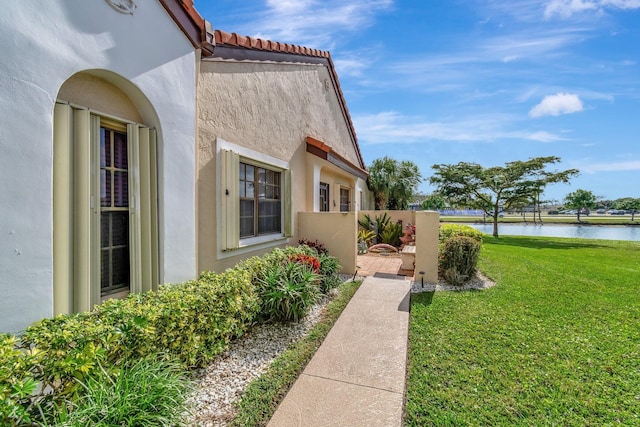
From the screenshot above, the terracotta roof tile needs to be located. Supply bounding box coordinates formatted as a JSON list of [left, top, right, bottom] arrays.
[[212, 30, 366, 171], [214, 30, 333, 58]]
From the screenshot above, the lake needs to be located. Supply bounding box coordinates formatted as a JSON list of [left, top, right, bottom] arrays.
[[466, 223, 640, 242]]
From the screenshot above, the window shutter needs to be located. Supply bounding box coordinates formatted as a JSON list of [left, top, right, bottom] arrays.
[[127, 124, 142, 294], [71, 111, 101, 311], [138, 127, 158, 292], [53, 103, 74, 315], [148, 129, 159, 288], [221, 149, 240, 250], [284, 169, 293, 237]]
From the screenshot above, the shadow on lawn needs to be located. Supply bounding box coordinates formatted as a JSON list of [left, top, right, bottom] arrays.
[[485, 235, 610, 250], [410, 291, 434, 307]]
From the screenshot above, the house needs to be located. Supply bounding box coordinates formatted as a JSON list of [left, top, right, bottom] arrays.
[[0, 1, 371, 332], [196, 30, 372, 272]]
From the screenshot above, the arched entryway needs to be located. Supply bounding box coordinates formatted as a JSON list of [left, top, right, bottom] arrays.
[[52, 70, 161, 315]]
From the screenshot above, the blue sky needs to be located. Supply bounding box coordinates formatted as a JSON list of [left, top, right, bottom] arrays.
[[194, 0, 640, 202]]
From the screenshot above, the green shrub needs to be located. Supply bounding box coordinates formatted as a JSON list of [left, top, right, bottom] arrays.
[[381, 221, 403, 247], [297, 238, 328, 255], [15, 267, 260, 423], [438, 235, 482, 285], [358, 212, 391, 243], [0, 334, 42, 426], [317, 253, 342, 293], [439, 223, 484, 243], [2, 244, 340, 424], [58, 357, 192, 427], [258, 262, 321, 322]]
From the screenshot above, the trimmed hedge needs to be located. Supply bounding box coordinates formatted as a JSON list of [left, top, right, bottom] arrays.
[[1, 244, 341, 425], [438, 224, 484, 285], [439, 223, 484, 243], [439, 235, 482, 285]]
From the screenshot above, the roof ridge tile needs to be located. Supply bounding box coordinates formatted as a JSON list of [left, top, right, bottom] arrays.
[[213, 30, 333, 58]]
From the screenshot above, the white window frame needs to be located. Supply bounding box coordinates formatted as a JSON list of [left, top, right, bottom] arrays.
[[216, 138, 291, 259]]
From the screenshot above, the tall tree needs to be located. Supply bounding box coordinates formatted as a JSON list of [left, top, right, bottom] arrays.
[[564, 189, 598, 222], [421, 193, 447, 210], [368, 157, 422, 210], [614, 197, 640, 221], [430, 156, 578, 237]]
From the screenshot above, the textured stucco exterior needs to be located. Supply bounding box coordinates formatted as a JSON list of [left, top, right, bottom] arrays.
[[197, 59, 369, 273], [198, 60, 359, 166], [0, 1, 198, 332], [299, 213, 358, 275], [414, 211, 440, 283]]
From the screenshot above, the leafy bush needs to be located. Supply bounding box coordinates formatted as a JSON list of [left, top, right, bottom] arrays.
[[0, 334, 42, 426], [2, 244, 342, 423], [317, 253, 342, 293], [438, 236, 482, 285], [358, 212, 391, 243], [257, 262, 321, 322], [298, 239, 328, 255], [381, 221, 403, 247], [289, 253, 321, 273], [57, 357, 192, 427], [12, 268, 259, 423], [439, 223, 484, 243], [357, 229, 375, 246]]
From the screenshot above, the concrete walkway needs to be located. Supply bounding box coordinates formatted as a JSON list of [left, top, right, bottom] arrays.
[[267, 276, 411, 427]]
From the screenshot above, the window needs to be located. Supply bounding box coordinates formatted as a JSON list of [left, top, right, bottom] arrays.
[[52, 103, 158, 314], [218, 140, 292, 254], [100, 127, 130, 296], [239, 162, 281, 238], [319, 182, 329, 212], [340, 188, 350, 212]]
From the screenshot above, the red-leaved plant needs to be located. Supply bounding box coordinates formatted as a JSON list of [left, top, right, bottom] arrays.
[[289, 254, 321, 273]]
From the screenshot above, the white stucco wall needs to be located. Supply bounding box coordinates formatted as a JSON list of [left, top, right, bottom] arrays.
[[0, 1, 198, 332]]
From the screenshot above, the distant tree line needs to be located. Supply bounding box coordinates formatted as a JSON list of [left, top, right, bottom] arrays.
[[366, 155, 638, 236]]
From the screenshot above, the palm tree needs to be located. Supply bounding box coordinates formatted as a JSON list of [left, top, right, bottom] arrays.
[[368, 157, 422, 210]]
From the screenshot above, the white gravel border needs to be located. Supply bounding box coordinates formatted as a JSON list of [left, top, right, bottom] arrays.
[[187, 284, 345, 426], [410, 272, 496, 293]]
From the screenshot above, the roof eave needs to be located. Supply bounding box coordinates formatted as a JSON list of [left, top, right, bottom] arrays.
[[158, 0, 214, 56]]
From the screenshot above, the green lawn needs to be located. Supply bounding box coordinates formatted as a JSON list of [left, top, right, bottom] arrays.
[[406, 236, 640, 426]]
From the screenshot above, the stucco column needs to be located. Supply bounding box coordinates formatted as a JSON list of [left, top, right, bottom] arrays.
[[414, 211, 440, 283]]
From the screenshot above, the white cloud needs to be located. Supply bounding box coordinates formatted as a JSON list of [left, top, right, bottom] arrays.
[[544, 0, 640, 18], [529, 93, 584, 117], [333, 58, 369, 77], [245, 0, 393, 49], [580, 160, 640, 173], [526, 131, 569, 142], [353, 111, 568, 144]]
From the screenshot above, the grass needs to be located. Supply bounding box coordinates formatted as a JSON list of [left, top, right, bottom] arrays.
[[51, 357, 192, 426], [406, 236, 640, 426], [229, 279, 361, 427]]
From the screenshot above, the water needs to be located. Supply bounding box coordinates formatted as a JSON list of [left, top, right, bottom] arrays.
[[466, 223, 640, 242]]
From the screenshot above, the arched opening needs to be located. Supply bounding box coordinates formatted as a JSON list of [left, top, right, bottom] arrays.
[[53, 70, 160, 315]]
